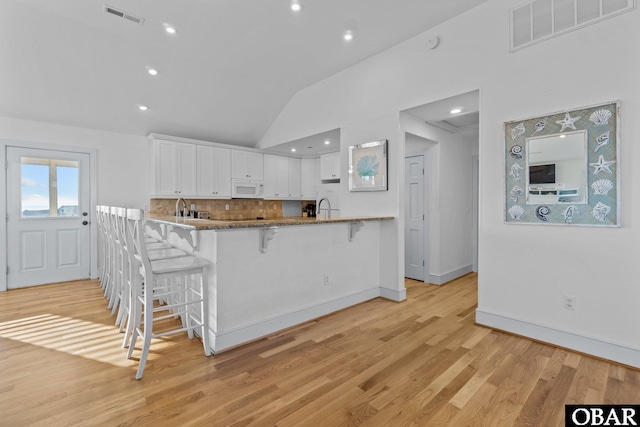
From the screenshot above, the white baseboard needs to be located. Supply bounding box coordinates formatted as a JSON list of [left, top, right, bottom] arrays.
[[380, 287, 406, 302], [210, 287, 383, 353], [476, 309, 640, 369], [429, 264, 473, 285]]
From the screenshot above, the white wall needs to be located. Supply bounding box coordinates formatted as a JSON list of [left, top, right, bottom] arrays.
[[0, 116, 150, 290], [0, 116, 150, 207], [256, 0, 640, 366], [339, 112, 404, 295]]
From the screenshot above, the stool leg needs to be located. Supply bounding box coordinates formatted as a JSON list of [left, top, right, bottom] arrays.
[[185, 275, 194, 339], [126, 281, 141, 356], [135, 283, 154, 380], [200, 269, 211, 356]]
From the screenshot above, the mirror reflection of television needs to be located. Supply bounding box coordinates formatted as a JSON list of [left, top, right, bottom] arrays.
[[529, 164, 555, 184]]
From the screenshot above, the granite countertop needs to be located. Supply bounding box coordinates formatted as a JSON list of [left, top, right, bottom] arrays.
[[145, 214, 394, 230]]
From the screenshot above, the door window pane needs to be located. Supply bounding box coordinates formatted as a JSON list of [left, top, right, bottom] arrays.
[[21, 163, 50, 217], [57, 165, 79, 217], [20, 157, 79, 218]]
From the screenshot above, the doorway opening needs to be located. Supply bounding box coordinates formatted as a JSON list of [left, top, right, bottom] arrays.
[[401, 89, 480, 285]]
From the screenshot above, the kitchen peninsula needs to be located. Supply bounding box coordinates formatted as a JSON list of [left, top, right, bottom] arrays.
[[146, 214, 396, 353]]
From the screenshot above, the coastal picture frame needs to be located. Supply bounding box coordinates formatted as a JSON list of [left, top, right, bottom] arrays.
[[504, 101, 620, 227], [348, 139, 388, 192]]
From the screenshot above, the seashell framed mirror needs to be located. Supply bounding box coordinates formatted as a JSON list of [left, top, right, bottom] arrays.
[[504, 101, 620, 227]]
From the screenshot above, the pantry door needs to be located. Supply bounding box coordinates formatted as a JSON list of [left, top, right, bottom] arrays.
[[6, 147, 91, 289]]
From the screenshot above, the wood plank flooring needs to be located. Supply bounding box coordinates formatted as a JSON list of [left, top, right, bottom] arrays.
[[0, 274, 638, 426]]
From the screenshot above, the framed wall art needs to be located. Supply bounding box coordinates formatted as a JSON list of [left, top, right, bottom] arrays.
[[348, 139, 388, 192]]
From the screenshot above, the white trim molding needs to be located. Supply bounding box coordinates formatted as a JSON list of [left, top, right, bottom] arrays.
[[429, 264, 473, 286], [476, 309, 640, 369], [379, 287, 406, 302]]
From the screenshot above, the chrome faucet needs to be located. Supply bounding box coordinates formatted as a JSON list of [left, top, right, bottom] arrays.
[[317, 197, 331, 219], [176, 197, 187, 218]]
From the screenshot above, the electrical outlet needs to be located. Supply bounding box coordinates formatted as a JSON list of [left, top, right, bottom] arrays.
[[225, 204, 230, 211], [323, 275, 330, 285], [563, 294, 576, 310], [190, 204, 195, 211]]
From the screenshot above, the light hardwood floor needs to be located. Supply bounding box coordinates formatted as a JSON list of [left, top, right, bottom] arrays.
[[0, 274, 638, 426]]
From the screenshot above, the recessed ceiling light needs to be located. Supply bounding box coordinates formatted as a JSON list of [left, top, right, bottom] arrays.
[[344, 31, 353, 41], [290, 2, 301, 12], [559, 134, 567, 138], [291, 148, 297, 152], [163, 24, 177, 34], [324, 140, 331, 145], [138, 105, 148, 111], [147, 68, 158, 76], [450, 108, 462, 114]]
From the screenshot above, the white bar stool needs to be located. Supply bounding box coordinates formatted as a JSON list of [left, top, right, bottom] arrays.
[[107, 206, 125, 313], [125, 208, 211, 379], [96, 205, 106, 286], [119, 216, 189, 343], [100, 206, 115, 302]]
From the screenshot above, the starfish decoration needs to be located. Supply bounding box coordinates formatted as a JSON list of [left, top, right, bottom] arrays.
[[555, 112, 581, 132], [590, 155, 616, 175]]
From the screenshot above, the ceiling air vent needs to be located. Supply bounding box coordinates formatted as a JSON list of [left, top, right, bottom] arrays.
[[104, 5, 144, 25], [510, 0, 636, 51]]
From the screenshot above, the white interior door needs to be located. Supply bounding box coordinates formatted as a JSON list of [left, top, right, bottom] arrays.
[[6, 147, 91, 289], [405, 155, 425, 281]]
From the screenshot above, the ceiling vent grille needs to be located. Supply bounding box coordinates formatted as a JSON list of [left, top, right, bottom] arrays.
[[510, 0, 635, 51], [104, 5, 144, 25]]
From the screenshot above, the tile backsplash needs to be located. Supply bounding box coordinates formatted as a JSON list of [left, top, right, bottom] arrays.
[[150, 198, 283, 220]]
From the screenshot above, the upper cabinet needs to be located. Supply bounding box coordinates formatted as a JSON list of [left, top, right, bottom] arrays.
[[301, 158, 317, 199], [264, 155, 302, 199], [153, 139, 197, 197], [197, 146, 231, 197], [287, 157, 301, 199], [320, 151, 340, 181], [231, 150, 264, 180], [149, 134, 313, 200]]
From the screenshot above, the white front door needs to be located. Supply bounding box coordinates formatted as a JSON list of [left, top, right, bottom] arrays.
[[405, 155, 425, 281], [6, 147, 91, 288]]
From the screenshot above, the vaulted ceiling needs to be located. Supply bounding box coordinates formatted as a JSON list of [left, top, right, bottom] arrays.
[[0, 0, 487, 147]]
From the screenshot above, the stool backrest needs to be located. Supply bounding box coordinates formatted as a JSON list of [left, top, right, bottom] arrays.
[[125, 208, 152, 277], [115, 207, 128, 254]]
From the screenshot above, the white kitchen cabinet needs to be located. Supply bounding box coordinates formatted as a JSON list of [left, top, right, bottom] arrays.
[[320, 151, 340, 181], [301, 158, 318, 199], [264, 155, 302, 199], [287, 157, 301, 198], [264, 155, 289, 199], [153, 140, 197, 197], [197, 145, 231, 197], [231, 150, 264, 180]]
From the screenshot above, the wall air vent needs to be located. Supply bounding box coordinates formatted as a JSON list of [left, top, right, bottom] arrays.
[[510, 0, 635, 51], [104, 5, 144, 25]]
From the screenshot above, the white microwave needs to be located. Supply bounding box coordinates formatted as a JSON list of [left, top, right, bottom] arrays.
[[231, 178, 264, 199]]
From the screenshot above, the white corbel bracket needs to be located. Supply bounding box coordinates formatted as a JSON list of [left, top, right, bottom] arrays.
[[348, 221, 365, 242], [145, 220, 165, 240], [259, 226, 278, 253], [169, 225, 198, 252]]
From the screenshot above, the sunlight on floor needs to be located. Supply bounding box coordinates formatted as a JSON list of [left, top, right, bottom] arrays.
[[0, 313, 132, 366]]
